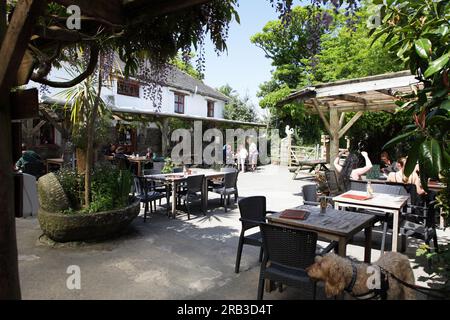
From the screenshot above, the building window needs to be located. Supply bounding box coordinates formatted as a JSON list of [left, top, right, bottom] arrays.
[[117, 78, 140, 97], [207, 101, 215, 118], [174, 93, 185, 114]]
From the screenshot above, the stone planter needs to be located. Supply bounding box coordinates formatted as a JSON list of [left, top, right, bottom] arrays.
[[38, 200, 140, 242]]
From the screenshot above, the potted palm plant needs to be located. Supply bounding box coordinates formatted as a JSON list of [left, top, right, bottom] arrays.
[[37, 49, 140, 242]]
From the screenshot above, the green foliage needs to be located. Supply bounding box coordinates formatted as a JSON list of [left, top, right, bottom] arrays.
[[161, 158, 175, 174], [374, 0, 449, 190], [417, 243, 450, 289], [253, 4, 404, 145], [346, 110, 412, 159], [371, 0, 449, 286], [55, 163, 133, 214], [436, 168, 450, 224], [218, 85, 258, 123], [88, 163, 133, 213], [170, 54, 204, 80], [251, 6, 322, 88], [314, 7, 404, 83], [54, 167, 82, 210]]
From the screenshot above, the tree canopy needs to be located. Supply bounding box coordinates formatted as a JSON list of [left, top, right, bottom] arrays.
[[251, 3, 410, 147], [218, 84, 258, 123]]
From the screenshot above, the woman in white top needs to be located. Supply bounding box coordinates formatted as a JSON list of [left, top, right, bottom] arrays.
[[333, 151, 373, 190], [238, 144, 248, 173]]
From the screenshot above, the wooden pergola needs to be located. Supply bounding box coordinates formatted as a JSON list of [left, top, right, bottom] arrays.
[[279, 71, 421, 167]]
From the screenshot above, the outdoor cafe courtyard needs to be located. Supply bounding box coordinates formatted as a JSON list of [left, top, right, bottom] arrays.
[[16, 165, 450, 300]]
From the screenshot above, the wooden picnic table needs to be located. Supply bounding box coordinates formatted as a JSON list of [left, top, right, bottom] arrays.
[[267, 205, 376, 263], [291, 159, 329, 180], [145, 171, 226, 218], [333, 190, 409, 252]]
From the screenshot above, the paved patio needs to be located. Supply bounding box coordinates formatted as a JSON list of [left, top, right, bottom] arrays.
[[16, 165, 449, 299]]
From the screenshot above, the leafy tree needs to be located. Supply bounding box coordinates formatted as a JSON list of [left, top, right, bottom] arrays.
[[252, 4, 405, 145], [371, 0, 449, 287], [373, 0, 449, 192], [218, 84, 258, 123], [170, 54, 204, 80], [314, 5, 403, 83]]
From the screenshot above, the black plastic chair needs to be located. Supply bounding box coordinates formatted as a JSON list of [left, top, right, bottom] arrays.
[[133, 176, 165, 222], [178, 174, 205, 219], [257, 223, 318, 300], [212, 171, 238, 212], [400, 185, 439, 254], [235, 196, 275, 273], [302, 184, 319, 206], [325, 170, 344, 196]]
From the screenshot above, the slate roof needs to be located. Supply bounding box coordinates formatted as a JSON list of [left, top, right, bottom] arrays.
[[164, 66, 229, 102]]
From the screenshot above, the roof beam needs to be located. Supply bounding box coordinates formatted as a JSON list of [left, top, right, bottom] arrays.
[[336, 94, 369, 106], [50, 0, 124, 25], [376, 89, 398, 97], [339, 111, 363, 138], [315, 75, 419, 98], [339, 112, 346, 128], [311, 98, 330, 134]]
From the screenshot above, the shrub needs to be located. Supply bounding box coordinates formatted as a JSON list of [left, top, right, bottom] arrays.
[[54, 167, 82, 210], [54, 162, 134, 214]]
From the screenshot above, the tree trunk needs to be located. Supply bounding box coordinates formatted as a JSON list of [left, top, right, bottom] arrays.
[[76, 148, 86, 174], [84, 71, 102, 208], [0, 0, 21, 299]]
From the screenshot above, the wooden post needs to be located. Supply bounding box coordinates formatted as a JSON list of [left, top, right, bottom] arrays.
[[329, 108, 340, 170], [0, 0, 44, 299], [161, 118, 170, 157]]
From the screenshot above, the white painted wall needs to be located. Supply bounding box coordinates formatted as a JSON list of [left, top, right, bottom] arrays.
[[29, 66, 226, 119]]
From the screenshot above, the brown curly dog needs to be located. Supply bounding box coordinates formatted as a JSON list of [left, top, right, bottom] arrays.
[[306, 252, 416, 300]]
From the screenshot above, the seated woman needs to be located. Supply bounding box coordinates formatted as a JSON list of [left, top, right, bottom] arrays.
[[333, 151, 373, 190], [387, 157, 425, 195]]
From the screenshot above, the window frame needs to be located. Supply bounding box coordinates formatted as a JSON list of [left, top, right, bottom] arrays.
[[117, 77, 140, 98], [174, 92, 185, 114], [207, 100, 215, 118]]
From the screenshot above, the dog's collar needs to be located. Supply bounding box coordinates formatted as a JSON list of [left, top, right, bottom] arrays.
[[345, 263, 358, 293]]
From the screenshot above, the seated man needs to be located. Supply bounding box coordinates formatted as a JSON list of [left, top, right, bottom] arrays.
[[15, 144, 45, 178]]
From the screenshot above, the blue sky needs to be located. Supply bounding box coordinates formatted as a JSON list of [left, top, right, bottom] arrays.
[[203, 1, 280, 118]]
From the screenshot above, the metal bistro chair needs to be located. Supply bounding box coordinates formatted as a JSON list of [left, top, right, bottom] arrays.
[[133, 176, 165, 222], [178, 174, 205, 219], [257, 223, 319, 300], [235, 196, 276, 273], [212, 171, 238, 213]]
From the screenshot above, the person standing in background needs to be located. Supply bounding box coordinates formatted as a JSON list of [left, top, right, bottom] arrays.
[[248, 138, 258, 172], [238, 144, 248, 173]]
